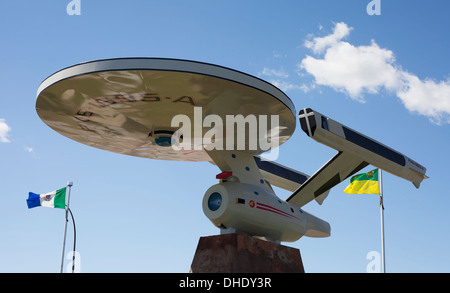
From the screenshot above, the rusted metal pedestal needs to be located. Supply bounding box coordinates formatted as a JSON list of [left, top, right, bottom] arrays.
[[189, 233, 304, 273]]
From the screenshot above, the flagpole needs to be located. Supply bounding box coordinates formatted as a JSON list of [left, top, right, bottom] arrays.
[[379, 170, 386, 273], [60, 181, 73, 273]]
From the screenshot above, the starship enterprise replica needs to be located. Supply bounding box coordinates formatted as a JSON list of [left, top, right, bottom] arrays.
[[36, 58, 427, 243]]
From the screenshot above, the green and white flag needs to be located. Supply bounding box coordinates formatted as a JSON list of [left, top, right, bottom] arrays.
[[26, 187, 66, 209]]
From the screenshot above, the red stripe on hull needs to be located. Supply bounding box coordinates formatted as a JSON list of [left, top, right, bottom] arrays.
[[256, 202, 298, 219]]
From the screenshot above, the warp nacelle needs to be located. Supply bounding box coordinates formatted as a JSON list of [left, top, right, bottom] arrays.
[[203, 181, 330, 242]]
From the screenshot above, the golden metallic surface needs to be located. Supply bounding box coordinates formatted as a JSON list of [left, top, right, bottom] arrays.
[[36, 58, 296, 161]]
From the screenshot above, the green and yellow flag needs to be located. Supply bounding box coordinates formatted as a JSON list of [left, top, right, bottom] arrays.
[[343, 169, 380, 194]]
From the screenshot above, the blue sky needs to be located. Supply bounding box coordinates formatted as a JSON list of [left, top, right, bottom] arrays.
[[0, 0, 449, 273]]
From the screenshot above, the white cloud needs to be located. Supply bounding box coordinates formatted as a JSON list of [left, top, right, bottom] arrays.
[[304, 22, 352, 54], [25, 146, 34, 153], [269, 80, 304, 92], [260, 66, 305, 92], [397, 73, 450, 125], [260, 67, 289, 78], [299, 22, 450, 124], [272, 50, 287, 59], [301, 39, 401, 101], [0, 119, 11, 143]]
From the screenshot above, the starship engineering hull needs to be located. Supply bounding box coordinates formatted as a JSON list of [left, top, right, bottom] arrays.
[[36, 58, 428, 242]]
